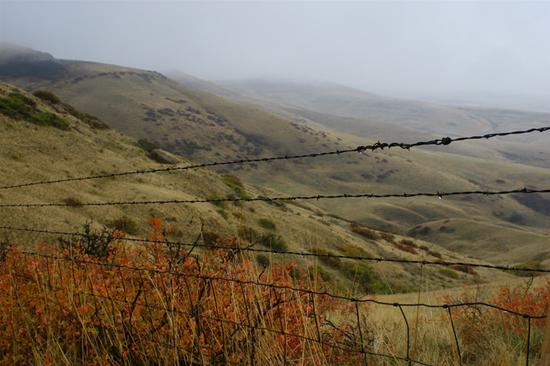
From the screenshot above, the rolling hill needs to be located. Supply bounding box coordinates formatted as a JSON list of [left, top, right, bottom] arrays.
[[1, 45, 549, 268], [2, 81, 514, 295]]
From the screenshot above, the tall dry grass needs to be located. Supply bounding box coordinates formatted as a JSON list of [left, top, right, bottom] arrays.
[[0, 219, 547, 365]]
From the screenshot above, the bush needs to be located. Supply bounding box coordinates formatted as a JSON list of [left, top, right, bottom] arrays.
[[238, 226, 259, 244], [63, 197, 82, 207], [202, 231, 221, 245], [439, 268, 459, 279], [108, 216, 139, 235], [393, 242, 418, 255], [341, 263, 391, 294], [258, 233, 287, 251], [62, 103, 109, 129], [350, 223, 379, 240], [0, 92, 69, 130], [379, 231, 395, 243], [137, 138, 159, 153], [257, 218, 276, 231], [450, 264, 477, 275], [427, 249, 442, 259], [400, 239, 417, 248], [311, 247, 342, 269], [57, 223, 118, 260], [33, 90, 61, 104], [256, 254, 270, 268], [222, 174, 250, 199]]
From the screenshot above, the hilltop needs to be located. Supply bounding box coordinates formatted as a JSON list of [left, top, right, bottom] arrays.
[[1, 46, 549, 268]]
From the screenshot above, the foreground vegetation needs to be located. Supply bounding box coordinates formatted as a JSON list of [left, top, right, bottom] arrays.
[[0, 219, 547, 365]]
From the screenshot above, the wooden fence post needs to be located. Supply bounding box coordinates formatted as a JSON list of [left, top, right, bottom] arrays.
[[542, 306, 550, 366]]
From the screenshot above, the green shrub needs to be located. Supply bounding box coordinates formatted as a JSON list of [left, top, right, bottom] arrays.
[[341, 262, 391, 294], [311, 247, 342, 269], [0, 92, 69, 130], [62, 103, 109, 129], [222, 174, 250, 199], [238, 226, 259, 244], [257, 218, 276, 231], [256, 254, 270, 268], [33, 90, 61, 104], [108, 216, 139, 235], [202, 232, 220, 245], [137, 138, 159, 153], [258, 233, 287, 251], [439, 268, 459, 279]]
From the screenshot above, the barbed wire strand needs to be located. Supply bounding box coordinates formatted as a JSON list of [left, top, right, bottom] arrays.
[[1, 126, 548, 191], [1, 187, 549, 209], [2, 225, 549, 274], [16, 250, 546, 319]]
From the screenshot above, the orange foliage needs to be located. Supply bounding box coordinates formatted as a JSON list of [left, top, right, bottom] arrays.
[[0, 219, 367, 365]]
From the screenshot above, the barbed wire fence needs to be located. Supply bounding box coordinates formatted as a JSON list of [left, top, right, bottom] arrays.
[[1, 126, 550, 364]]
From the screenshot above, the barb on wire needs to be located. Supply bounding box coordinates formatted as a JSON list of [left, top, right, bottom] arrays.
[[1, 126, 548, 191], [2, 225, 549, 274], [0, 187, 549, 209], [16, 250, 548, 319]]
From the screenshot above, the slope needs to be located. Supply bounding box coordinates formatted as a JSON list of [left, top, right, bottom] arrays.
[[2, 82, 516, 295], [1, 46, 549, 267]]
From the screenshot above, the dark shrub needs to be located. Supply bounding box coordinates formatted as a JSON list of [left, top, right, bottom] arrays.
[[427, 250, 442, 259], [58, 224, 117, 260], [350, 223, 379, 240], [63, 197, 82, 207], [238, 226, 259, 244], [379, 232, 395, 243], [257, 218, 276, 231], [138, 138, 159, 153], [33, 90, 61, 104], [258, 233, 287, 251], [256, 254, 270, 268], [202, 232, 221, 245], [439, 268, 459, 279], [0, 92, 69, 130], [222, 175, 250, 199], [450, 264, 477, 275], [108, 216, 139, 235], [62, 103, 109, 129], [400, 239, 417, 248], [0, 238, 11, 262], [393, 242, 418, 255], [311, 247, 342, 269], [341, 263, 391, 294]]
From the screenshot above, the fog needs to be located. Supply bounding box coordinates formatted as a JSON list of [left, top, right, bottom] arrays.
[[1, 1, 549, 106]]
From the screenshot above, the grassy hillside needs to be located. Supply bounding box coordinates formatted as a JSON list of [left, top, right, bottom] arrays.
[[2, 47, 549, 268], [218, 79, 550, 168], [1, 82, 512, 295]]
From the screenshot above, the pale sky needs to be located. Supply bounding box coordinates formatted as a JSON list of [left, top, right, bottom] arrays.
[[1, 1, 549, 103]]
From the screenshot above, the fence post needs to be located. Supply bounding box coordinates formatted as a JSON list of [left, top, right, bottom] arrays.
[[543, 306, 550, 366]]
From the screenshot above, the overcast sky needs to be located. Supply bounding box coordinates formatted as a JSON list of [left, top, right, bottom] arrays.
[[1, 1, 549, 104]]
